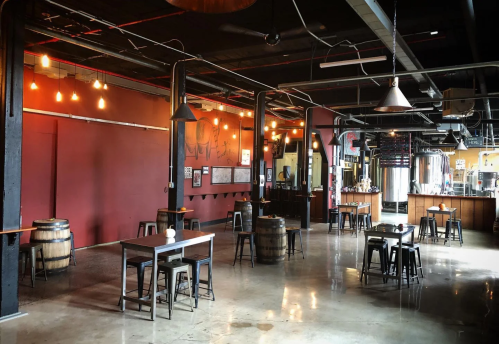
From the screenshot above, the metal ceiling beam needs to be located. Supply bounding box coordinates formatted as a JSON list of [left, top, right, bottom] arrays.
[[278, 62, 499, 89], [345, 0, 442, 98]]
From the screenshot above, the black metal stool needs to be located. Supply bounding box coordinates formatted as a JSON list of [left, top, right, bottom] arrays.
[[233, 232, 255, 267], [69, 231, 77, 266], [360, 239, 389, 283], [418, 216, 436, 241], [157, 261, 193, 319], [184, 218, 201, 231], [328, 208, 339, 233], [117, 256, 152, 311], [19, 243, 48, 288], [357, 213, 372, 231], [340, 211, 356, 233], [181, 254, 215, 308], [445, 219, 463, 246], [225, 211, 242, 232], [401, 242, 424, 277], [286, 227, 305, 260], [389, 245, 420, 287]]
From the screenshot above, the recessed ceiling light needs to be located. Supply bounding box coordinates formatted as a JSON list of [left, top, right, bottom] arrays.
[[430, 31, 438, 35]]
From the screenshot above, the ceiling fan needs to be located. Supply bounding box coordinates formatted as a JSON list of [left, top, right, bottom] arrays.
[[219, 0, 325, 46]]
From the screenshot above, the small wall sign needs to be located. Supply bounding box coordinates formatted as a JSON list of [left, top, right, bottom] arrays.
[[185, 167, 193, 179]]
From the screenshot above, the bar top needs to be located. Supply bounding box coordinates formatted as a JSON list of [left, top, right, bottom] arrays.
[[408, 194, 494, 200]]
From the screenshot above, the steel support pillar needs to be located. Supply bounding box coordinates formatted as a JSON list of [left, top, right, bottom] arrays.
[[301, 109, 313, 230], [168, 62, 186, 230], [1, 0, 25, 320], [251, 91, 266, 230]]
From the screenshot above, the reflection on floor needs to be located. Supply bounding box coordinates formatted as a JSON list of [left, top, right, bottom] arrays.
[[2, 219, 499, 343]]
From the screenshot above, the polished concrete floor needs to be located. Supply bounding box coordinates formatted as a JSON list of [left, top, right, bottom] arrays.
[[1, 215, 499, 343]]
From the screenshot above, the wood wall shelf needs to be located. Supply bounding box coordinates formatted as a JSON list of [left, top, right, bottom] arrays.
[[186, 191, 252, 201]]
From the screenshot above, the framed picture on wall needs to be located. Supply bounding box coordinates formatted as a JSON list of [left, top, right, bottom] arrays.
[[192, 169, 202, 188], [202, 166, 209, 175], [266, 168, 272, 182]]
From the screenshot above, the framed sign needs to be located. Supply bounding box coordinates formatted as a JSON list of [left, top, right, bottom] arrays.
[[192, 169, 202, 188], [241, 149, 251, 165], [259, 175, 265, 187], [185, 167, 193, 179], [211, 166, 232, 184], [233, 167, 251, 183], [465, 136, 483, 147], [202, 166, 209, 175], [266, 168, 273, 182]]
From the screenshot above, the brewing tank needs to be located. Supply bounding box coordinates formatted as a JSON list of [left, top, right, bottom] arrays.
[[370, 156, 382, 188], [381, 167, 410, 202], [414, 151, 443, 194]]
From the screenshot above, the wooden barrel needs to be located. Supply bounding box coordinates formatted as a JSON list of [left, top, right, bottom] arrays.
[[31, 219, 71, 273], [235, 200, 252, 232], [157, 209, 170, 233], [255, 216, 286, 264]]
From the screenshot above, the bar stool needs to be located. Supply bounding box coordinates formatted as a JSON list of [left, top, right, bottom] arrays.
[[388, 245, 420, 287], [184, 218, 201, 231], [340, 211, 356, 232], [159, 251, 183, 262], [19, 243, 48, 288], [157, 261, 193, 319], [181, 254, 215, 308], [328, 208, 339, 233], [445, 219, 463, 246], [117, 256, 152, 311], [360, 239, 389, 283], [357, 213, 372, 231], [69, 231, 77, 266], [418, 216, 436, 241], [286, 227, 304, 260], [401, 242, 424, 277], [225, 211, 242, 232], [137, 221, 157, 237], [233, 232, 255, 268]]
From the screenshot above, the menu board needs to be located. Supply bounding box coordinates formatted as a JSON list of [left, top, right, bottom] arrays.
[[465, 136, 483, 147]]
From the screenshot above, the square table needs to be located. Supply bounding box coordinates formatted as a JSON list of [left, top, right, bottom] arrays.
[[337, 203, 371, 237], [120, 230, 215, 320], [363, 224, 415, 289], [157, 208, 194, 229], [426, 207, 457, 246]]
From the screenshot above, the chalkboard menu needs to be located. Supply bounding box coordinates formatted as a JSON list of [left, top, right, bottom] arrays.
[[465, 136, 483, 147]]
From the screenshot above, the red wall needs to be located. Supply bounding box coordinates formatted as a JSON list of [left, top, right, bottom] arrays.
[[21, 67, 297, 247]]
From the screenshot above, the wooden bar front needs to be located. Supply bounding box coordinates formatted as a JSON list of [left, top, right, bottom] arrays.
[[407, 194, 496, 231], [341, 192, 382, 222]]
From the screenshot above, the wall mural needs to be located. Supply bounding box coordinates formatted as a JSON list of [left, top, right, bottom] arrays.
[[344, 131, 360, 156], [185, 117, 237, 164]]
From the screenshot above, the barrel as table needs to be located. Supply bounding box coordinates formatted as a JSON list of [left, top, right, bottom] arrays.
[[255, 216, 286, 264], [235, 200, 252, 232], [31, 219, 71, 273]]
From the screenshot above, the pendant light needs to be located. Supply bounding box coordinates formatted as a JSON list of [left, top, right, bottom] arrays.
[[56, 62, 62, 102], [442, 129, 459, 144], [374, 0, 412, 113], [71, 64, 78, 100], [264, 126, 269, 131], [456, 139, 468, 151], [98, 96, 105, 109], [170, 65, 197, 121], [103, 72, 108, 90], [30, 59, 38, 90], [214, 118, 219, 125], [328, 133, 341, 146], [271, 120, 276, 129], [41, 54, 50, 68], [239, 111, 244, 117], [360, 140, 370, 152], [300, 121, 304, 127], [293, 129, 297, 134], [93, 71, 101, 89], [313, 141, 318, 149]]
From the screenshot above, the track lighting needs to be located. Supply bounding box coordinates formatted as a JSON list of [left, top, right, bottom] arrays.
[[41, 55, 50, 68], [98, 96, 105, 109]]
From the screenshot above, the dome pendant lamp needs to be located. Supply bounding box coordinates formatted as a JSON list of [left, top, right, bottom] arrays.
[[374, 0, 412, 113], [442, 129, 459, 145], [170, 64, 197, 122], [456, 139, 468, 151], [328, 133, 341, 146]]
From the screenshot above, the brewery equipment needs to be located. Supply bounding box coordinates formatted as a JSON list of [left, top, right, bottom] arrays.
[[414, 151, 443, 194]]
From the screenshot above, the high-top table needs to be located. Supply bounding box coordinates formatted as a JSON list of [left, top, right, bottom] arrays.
[[337, 202, 371, 237], [426, 206, 457, 246], [362, 224, 415, 289], [120, 230, 215, 321]]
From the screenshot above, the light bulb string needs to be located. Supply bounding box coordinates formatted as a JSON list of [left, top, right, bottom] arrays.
[[392, 0, 397, 79]]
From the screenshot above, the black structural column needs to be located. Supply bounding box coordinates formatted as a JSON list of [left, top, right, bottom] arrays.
[[0, 0, 25, 320], [301, 108, 313, 230], [168, 61, 185, 230], [359, 133, 366, 182], [251, 91, 266, 230]]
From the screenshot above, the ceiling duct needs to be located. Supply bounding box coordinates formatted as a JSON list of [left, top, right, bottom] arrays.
[[345, 0, 442, 100], [166, 0, 256, 13]]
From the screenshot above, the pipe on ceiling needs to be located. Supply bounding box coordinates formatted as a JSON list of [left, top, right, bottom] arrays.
[[461, 0, 494, 146], [278, 62, 499, 89]]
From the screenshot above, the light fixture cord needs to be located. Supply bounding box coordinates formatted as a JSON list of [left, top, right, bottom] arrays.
[[58, 62, 60, 90], [392, 0, 397, 78]]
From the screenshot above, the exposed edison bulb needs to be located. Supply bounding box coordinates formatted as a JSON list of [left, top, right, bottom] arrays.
[[247, 111, 252, 116], [71, 91, 78, 101], [93, 79, 102, 89], [271, 120, 276, 128], [293, 129, 297, 134], [98, 96, 105, 109], [232, 134, 236, 139], [300, 121, 304, 127], [271, 135, 275, 141], [30, 81, 38, 90], [41, 55, 50, 67], [264, 126, 269, 131], [264, 146, 269, 152], [219, 105, 224, 111], [272, 131, 275, 136], [214, 118, 219, 125], [239, 112, 244, 117], [390, 131, 395, 136], [285, 136, 290, 143], [103, 83, 108, 90], [224, 124, 228, 130], [56, 91, 62, 102], [313, 141, 318, 149]]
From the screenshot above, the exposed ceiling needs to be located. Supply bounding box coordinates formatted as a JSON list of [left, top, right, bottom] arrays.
[[23, 0, 499, 139]]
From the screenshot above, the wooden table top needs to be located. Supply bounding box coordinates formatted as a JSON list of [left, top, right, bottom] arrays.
[[0, 227, 36, 235], [120, 230, 214, 249], [427, 206, 457, 214], [250, 200, 271, 203], [296, 194, 316, 198], [157, 208, 194, 214]]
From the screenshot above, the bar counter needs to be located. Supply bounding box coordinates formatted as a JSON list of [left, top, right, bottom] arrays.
[[407, 194, 496, 231], [341, 192, 382, 222]]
